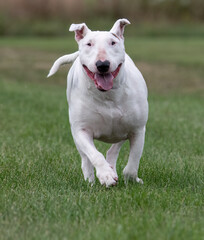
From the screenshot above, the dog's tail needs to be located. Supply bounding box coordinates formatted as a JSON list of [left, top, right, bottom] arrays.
[[47, 51, 79, 78]]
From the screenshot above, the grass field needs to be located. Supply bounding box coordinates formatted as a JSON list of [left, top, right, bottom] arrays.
[[0, 35, 204, 240]]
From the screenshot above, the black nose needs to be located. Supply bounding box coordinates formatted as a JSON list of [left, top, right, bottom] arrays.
[[96, 60, 110, 73]]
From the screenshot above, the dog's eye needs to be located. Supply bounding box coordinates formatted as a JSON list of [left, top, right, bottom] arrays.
[[87, 43, 92, 47], [111, 41, 116, 46]]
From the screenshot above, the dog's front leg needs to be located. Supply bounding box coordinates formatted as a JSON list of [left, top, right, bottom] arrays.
[[123, 127, 146, 184], [73, 129, 118, 187]]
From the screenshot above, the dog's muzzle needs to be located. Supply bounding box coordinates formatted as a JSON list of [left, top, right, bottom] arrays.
[[96, 60, 110, 73], [83, 63, 122, 91]]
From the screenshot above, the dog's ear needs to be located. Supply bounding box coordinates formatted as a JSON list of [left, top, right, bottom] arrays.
[[110, 19, 130, 39], [69, 23, 91, 42]]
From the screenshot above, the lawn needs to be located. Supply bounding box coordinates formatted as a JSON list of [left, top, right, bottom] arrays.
[[0, 35, 204, 240]]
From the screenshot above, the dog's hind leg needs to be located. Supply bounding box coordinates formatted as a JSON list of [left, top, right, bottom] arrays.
[[80, 153, 95, 184], [106, 141, 125, 178]]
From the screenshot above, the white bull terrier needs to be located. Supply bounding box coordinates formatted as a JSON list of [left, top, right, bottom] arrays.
[[48, 19, 148, 187]]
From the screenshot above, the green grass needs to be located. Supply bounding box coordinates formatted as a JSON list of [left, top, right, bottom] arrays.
[[0, 36, 204, 240]]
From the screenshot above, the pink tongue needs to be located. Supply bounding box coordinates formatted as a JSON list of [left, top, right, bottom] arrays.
[[94, 73, 114, 91]]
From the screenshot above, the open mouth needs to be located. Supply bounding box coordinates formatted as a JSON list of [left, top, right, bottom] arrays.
[[83, 64, 122, 91]]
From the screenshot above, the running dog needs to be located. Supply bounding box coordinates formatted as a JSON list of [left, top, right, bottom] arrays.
[[48, 19, 148, 187]]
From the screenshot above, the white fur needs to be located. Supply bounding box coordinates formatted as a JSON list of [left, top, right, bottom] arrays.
[[48, 19, 148, 187], [47, 51, 79, 77]]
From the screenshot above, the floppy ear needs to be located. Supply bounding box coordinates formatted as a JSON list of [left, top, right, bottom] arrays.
[[69, 23, 91, 42], [110, 18, 130, 39]]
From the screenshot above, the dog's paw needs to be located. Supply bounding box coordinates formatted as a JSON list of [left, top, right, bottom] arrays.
[[123, 166, 143, 184], [96, 164, 118, 187], [84, 173, 95, 184], [82, 159, 95, 184], [82, 169, 95, 184], [109, 164, 118, 178]]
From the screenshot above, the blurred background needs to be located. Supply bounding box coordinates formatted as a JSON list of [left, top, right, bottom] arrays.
[[0, 0, 204, 93], [0, 0, 204, 36]]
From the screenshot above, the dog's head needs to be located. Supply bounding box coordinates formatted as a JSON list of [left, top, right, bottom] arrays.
[[69, 19, 130, 91]]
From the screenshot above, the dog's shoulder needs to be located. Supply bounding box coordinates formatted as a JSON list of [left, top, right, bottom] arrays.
[[124, 54, 148, 98]]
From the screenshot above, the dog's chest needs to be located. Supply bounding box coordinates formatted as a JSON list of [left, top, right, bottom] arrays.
[[69, 85, 147, 143], [86, 102, 138, 142]]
